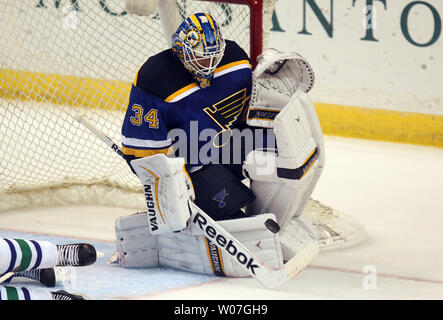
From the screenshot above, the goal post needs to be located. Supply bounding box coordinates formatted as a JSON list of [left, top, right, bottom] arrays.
[[0, 0, 277, 212]]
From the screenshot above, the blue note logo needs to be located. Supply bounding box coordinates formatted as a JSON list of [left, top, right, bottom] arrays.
[[212, 189, 228, 208], [203, 88, 248, 147]]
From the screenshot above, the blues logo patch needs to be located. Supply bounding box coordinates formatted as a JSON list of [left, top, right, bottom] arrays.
[[212, 189, 228, 208]]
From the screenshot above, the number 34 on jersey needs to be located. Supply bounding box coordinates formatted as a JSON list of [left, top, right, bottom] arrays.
[[130, 104, 159, 129]]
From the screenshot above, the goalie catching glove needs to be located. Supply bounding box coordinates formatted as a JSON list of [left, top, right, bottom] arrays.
[[246, 48, 315, 128]]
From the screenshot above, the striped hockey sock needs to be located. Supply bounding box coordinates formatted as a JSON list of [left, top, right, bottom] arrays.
[[0, 238, 58, 279], [0, 285, 52, 300]]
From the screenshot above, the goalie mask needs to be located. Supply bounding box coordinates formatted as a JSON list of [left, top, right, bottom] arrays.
[[172, 12, 226, 88]]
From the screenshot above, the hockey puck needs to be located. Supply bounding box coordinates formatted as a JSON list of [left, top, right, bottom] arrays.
[[264, 219, 280, 234]]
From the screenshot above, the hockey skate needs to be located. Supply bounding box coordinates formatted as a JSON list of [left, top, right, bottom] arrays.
[[301, 198, 368, 251], [13, 267, 56, 287], [56, 243, 97, 267], [50, 290, 87, 300], [280, 198, 368, 260]]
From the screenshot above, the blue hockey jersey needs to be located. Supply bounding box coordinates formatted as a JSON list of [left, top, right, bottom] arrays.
[[121, 40, 253, 169]]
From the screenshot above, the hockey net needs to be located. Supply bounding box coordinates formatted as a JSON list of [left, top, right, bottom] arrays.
[[0, 0, 277, 212]]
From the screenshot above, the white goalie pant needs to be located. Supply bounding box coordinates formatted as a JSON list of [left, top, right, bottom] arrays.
[[114, 212, 283, 278]]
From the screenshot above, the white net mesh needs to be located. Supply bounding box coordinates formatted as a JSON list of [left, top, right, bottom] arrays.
[[0, 0, 275, 211]]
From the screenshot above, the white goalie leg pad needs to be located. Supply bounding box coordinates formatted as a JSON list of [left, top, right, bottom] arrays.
[[130, 154, 195, 234], [158, 213, 283, 278], [245, 91, 325, 229], [114, 212, 159, 268], [114, 212, 283, 277]]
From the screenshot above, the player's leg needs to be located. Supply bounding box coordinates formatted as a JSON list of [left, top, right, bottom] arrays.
[[0, 285, 86, 300], [0, 238, 58, 275], [0, 285, 52, 300], [0, 238, 96, 286]]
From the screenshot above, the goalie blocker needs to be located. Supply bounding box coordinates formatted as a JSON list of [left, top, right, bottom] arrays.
[[130, 154, 195, 234]]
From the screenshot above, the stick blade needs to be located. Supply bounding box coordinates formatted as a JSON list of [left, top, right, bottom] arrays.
[[284, 240, 319, 279]]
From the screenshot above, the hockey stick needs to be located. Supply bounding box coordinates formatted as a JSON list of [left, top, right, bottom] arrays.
[[0, 266, 21, 284], [188, 200, 318, 288], [75, 114, 318, 288], [0, 272, 14, 284]]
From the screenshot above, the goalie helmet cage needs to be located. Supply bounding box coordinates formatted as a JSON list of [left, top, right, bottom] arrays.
[[0, 0, 277, 211]]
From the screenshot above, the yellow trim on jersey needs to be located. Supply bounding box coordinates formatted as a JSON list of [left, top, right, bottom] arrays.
[[214, 60, 252, 74], [164, 82, 198, 103], [121, 146, 170, 158], [133, 67, 141, 86], [164, 60, 252, 103]]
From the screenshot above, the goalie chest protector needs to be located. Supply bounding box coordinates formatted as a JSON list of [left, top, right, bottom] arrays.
[[121, 40, 253, 168]]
